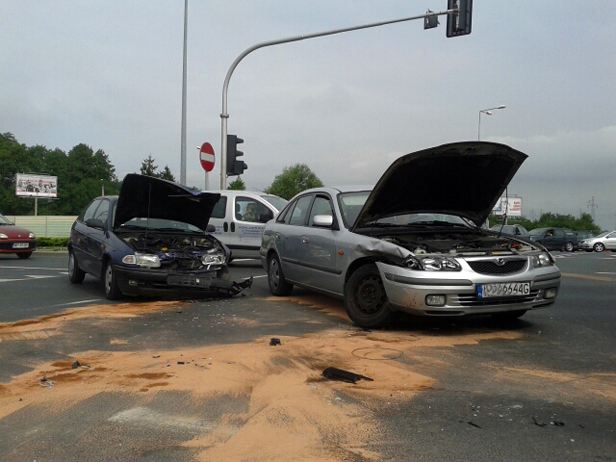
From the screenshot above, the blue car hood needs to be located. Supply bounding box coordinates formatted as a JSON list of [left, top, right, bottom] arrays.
[[352, 142, 528, 229], [114, 174, 220, 231]]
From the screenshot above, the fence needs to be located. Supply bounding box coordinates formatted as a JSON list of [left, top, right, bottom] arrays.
[[6, 216, 77, 238]]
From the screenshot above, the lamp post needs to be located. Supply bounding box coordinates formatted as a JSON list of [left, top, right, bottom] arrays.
[[478, 105, 506, 140]]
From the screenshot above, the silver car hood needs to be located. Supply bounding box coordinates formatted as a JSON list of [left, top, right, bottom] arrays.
[[352, 142, 528, 229], [114, 174, 221, 230]]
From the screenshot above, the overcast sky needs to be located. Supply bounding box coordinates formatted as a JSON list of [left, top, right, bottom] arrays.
[[2, 1, 615, 230]]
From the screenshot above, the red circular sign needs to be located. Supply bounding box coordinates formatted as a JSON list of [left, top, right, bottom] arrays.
[[199, 142, 215, 172]]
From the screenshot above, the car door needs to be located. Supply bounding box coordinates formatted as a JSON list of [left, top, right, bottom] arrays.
[[278, 194, 314, 281], [232, 195, 275, 254], [296, 194, 340, 293], [604, 232, 616, 250], [85, 199, 110, 279], [71, 199, 102, 274], [541, 229, 558, 250]]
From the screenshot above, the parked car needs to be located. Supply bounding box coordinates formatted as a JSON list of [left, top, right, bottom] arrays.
[[490, 224, 530, 240], [575, 230, 594, 241], [68, 174, 252, 300], [207, 190, 287, 259], [0, 213, 36, 258], [528, 227, 578, 252], [578, 231, 616, 252], [260, 141, 561, 328]]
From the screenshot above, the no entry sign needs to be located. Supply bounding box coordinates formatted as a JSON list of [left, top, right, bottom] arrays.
[[199, 142, 215, 172]]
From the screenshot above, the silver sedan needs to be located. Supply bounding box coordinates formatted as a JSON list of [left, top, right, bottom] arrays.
[[260, 142, 561, 328], [578, 231, 616, 252]]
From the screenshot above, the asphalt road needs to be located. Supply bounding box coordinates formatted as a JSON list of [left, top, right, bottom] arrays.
[[0, 250, 614, 461]]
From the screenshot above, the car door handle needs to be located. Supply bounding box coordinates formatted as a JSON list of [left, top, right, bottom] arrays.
[[301, 237, 309, 244], [274, 233, 281, 240]]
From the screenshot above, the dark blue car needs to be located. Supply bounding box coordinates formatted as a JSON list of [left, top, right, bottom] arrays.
[[68, 174, 252, 300]]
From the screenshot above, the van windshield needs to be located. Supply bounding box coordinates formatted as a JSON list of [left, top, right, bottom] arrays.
[[262, 195, 288, 212]]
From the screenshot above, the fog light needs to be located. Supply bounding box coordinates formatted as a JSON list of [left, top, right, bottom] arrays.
[[129, 280, 138, 286], [426, 295, 446, 306], [544, 288, 557, 299]]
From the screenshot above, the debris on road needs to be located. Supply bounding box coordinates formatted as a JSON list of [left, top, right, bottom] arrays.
[[71, 360, 81, 369], [322, 367, 373, 384], [269, 338, 281, 346]]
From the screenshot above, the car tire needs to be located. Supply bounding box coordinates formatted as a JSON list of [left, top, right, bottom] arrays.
[[491, 310, 527, 321], [268, 254, 293, 296], [594, 243, 605, 252], [565, 242, 574, 252], [68, 250, 86, 284], [103, 260, 123, 300], [16, 252, 32, 259], [344, 264, 398, 328]]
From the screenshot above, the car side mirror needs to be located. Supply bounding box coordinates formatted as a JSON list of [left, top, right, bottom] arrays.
[[259, 210, 274, 223], [313, 215, 334, 228], [85, 218, 105, 229], [206, 224, 216, 233]]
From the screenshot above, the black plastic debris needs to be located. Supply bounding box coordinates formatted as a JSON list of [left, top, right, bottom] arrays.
[[552, 421, 565, 427], [467, 421, 482, 429], [532, 417, 547, 427], [71, 361, 81, 369], [322, 367, 373, 384], [270, 338, 281, 346], [177, 361, 185, 365]]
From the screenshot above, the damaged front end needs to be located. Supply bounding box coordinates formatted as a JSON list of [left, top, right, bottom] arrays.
[[115, 229, 252, 297]]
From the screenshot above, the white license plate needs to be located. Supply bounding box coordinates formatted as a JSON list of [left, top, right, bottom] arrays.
[[12, 243, 29, 249], [478, 282, 530, 299]]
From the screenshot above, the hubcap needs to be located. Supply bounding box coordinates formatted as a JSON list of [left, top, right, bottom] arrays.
[[270, 260, 280, 290], [105, 265, 112, 293]]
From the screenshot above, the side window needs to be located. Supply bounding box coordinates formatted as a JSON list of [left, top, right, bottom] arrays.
[[554, 229, 565, 238], [276, 202, 293, 224], [289, 195, 313, 226], [81, 200, 102, 222], [608, 233, 616, 239], [235, 196, 266, 223], [308, 196, 333, 227], [211, 196, 227, 219], [93, 200, 110, 223]]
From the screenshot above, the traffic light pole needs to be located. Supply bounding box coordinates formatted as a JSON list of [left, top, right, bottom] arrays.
[[219, 8, 456, 189]]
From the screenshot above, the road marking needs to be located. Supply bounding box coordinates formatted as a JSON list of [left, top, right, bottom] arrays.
[[58, 299, 102, 306], [0, 266, 65, 271], [0, 275, 59, 283], [596, 272, 616, 275], [561, 272, 616, 282]]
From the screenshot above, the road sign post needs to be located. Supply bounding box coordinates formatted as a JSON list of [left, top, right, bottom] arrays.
[[199, 142, 215, 190]]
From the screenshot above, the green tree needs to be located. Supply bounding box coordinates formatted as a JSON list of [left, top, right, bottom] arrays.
[[140, 155, 158, 177], [265, 163, 323, 200], [228, 177, 245, 190], [158, 165, 176, 182]]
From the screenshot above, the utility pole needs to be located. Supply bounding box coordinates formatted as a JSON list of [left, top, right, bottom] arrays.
[[180, 0, 188, 185], [587, 196, 598, 222]]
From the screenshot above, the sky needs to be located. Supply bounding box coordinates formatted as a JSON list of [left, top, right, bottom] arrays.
[[1, 1, 615, 230]]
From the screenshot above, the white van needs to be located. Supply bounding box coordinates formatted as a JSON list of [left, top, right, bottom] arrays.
[[207, 190, 287, 260]]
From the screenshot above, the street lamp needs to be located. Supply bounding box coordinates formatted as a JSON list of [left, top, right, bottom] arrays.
[[478, 105, 506, 140]]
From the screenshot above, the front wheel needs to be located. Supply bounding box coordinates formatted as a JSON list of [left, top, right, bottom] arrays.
[[344, 264, 397, 328], [68, 250, 86, 283], [17, 252, 32, 259], [268, 254, 293, 296], [594, 243, 605, 252], [565, 242, 574, 252], [103, 260, 123, 300]]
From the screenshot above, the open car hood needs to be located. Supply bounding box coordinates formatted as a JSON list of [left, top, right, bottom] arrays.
[[352, 142, 528, 229], [114, 174, 220, 231]]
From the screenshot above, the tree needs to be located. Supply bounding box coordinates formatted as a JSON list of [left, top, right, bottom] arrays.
[[140, 155, 158, 177], [158, 165, 176, 182], [228, 177, 245, 190], [265, 163, 323, 200]]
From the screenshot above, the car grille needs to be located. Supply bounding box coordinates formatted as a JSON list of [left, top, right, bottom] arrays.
[[455, 290, 540, 307], [468, 259, 526, 275]]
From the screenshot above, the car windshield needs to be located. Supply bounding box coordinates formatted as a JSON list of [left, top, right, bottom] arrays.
[[338, 191, 371, 228], [0, 214, 14, 225], [262, 195, 288, 212], [595, 231, 610, 238], [117, 217, 203, 233]]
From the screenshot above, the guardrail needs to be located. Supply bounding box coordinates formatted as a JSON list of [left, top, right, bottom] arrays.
[[6, 216, 77, 238]]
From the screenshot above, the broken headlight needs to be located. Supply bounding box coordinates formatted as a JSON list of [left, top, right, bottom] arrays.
[[201, 248, 226, 266], [122, 252, 161, 268], [402, 255, 461, 271], [532, 252, 554, 268]]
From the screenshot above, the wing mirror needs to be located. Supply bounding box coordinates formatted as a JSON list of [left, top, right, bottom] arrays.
[[85, 218, 105, 229], [313, 215, 334, 228]]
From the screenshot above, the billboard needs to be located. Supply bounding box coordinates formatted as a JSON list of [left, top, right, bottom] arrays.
[[15, 174, 58, 198], [492, 197, 522, 217]]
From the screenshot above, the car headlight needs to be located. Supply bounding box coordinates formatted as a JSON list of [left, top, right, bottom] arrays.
[[402, 255, 461, 271], [0, 233, 7, 239], [532, 252, 554, 268], [29, 233, 36, 239], [201, 248, 226, 266], [122, 252, 161, 268]]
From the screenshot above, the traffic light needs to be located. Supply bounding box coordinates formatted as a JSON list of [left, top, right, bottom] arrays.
[[446, 0, 473, 37], [226, 134, 247, 176]]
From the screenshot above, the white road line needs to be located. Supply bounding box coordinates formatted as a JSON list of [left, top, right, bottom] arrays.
[[0, 266, 65, 271], [0, 275, 59, 283]]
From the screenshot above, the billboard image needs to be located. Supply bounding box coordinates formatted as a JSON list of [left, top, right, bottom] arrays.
[[15, 174, 58, 198], [492, 197, 522, 217]]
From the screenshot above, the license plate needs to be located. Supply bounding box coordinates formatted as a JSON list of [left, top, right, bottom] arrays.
[[478, 282, 530, 299], [12, 243, 29, 249]]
